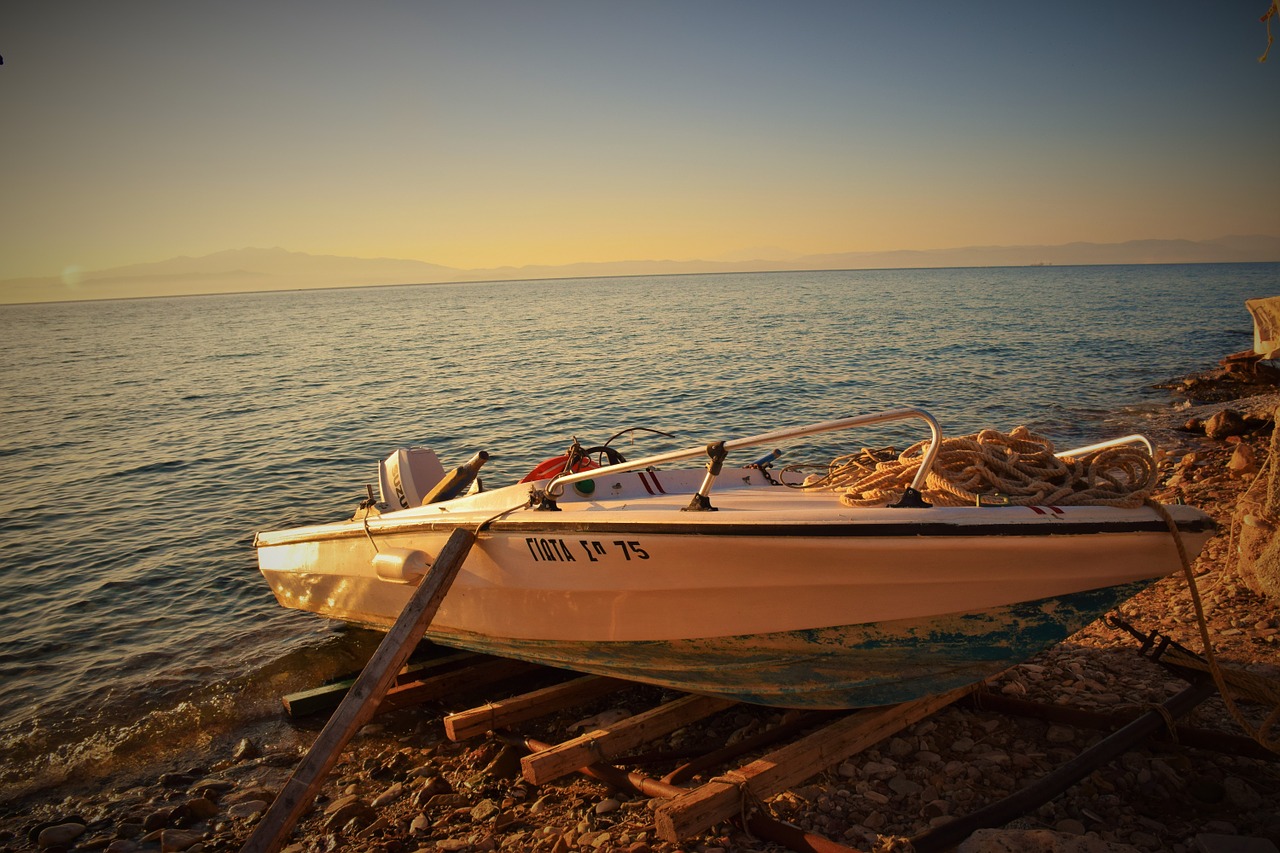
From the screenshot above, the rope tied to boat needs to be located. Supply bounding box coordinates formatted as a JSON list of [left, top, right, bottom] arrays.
[[1146, 498, 1280, 755], [800, 426, 1159, 508]]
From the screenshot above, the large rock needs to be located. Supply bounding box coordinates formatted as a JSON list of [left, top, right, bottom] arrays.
[[1205, 409, 1248, 440], [36, 823, 86, 848]]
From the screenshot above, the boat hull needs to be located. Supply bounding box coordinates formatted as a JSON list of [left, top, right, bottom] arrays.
[[256, 471, 1212, 707], [416, 581, 1154, 708]]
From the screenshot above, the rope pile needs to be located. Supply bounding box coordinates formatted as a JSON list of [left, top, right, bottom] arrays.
[[796, 426, 1159, 508]]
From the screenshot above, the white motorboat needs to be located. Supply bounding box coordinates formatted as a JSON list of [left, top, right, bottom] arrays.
[[254, 408, 1214, 708]]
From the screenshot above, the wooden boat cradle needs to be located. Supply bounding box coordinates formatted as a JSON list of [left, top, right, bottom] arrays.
[[270, 636, 1267, 853]]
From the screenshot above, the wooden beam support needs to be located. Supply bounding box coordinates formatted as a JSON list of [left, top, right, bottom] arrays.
[[283, 652, 480, 718], [444, 674, 632, 741], [653, 684, 975, 843], [522, 693, 736, 786], [512, 733, 864, 853], [240, 527, 477, 853], [661, 709, 837, 785], [378, 656, 540, 713]]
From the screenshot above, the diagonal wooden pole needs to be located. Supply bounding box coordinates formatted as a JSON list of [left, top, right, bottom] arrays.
[[241, 527, 478, 853]]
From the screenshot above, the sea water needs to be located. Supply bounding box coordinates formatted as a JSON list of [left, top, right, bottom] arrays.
[[0, 263, 1275, 797]]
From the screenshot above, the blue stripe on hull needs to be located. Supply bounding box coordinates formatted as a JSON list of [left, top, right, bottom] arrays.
[[426, 581, 1153, 708]]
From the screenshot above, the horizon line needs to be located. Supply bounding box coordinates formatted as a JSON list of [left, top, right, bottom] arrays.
[[4, 257, 1278, 309]]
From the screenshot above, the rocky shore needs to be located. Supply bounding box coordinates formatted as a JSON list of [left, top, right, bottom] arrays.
[[2, 368, 1278, 853]]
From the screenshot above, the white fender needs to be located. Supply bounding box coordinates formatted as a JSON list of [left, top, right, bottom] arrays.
[[372, 547, 430, 583]]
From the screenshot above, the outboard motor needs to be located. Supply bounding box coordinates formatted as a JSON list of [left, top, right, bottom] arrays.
[[377, 448, 446, 510]]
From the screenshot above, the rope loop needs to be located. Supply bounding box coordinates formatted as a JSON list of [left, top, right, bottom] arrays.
[[803, 426, 1158, 508]]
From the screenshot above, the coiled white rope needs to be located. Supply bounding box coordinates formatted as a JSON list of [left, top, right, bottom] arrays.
[[797, 426, 1159, 508]]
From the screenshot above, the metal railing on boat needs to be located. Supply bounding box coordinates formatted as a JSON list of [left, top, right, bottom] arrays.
[[543, 406, 943, 509], [1057, 434, 1154, 459]]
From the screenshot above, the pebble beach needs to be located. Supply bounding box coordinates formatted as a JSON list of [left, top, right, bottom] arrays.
[[3, 368, 1279, 853]]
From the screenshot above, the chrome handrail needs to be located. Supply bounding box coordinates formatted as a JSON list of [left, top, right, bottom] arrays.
[[1057, 434, 1154, 458], [545, 406, 942, 499]]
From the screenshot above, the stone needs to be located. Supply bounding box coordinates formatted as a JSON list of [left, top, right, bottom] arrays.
[[232, 738, 261, 762], [184, 797, 219, 820], [322, 796, 375, 831], [1127, 831, 1161, 849], [227, 801, 267, 820], [478, 745, 523, 781], [372, 782, 405, 808], [424, 793, 471, 810], [860, 788, 890, 806], [226, 786, 276, 805], [1045, 725, 1076, 744], [1205, 410, 1247, 440], [159, 829, 204, 852], [1189, 777, 1227, 804], [470, 798, 500, 822], [1195, 833, 1280, 853], [887, 773, 922, 797], [436, 839, 471, 852], [189, 779, 235, 797], [159, 773, 195, 788], [1222, 776, 1263, 810], [37, 823, 87, 847], [595, 798, 621, 815], [921, 799, 950, 819], [1228, 443, 1259, 477]]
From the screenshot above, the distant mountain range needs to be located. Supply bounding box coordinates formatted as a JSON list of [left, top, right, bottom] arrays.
[[3, 236, 1278, 304]]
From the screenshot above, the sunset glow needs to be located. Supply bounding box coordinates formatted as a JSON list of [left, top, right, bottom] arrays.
[[1, 1, 1277, 299]]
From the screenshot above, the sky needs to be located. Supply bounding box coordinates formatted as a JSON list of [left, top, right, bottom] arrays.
[[1, 1, 1278, 283]]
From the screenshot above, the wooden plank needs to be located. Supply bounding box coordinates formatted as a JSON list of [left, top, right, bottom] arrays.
[[661, 710, 835, 785], [283, 652, 480, 717], [377, 656, 538, 712], [445, 674, 632, 741], [240, 527, 477, 853], [652, 683, 976, 843], [522, 693, 737, 786]]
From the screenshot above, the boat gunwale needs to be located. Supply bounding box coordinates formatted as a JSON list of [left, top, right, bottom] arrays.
[[254, 512, 1214, 548]]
